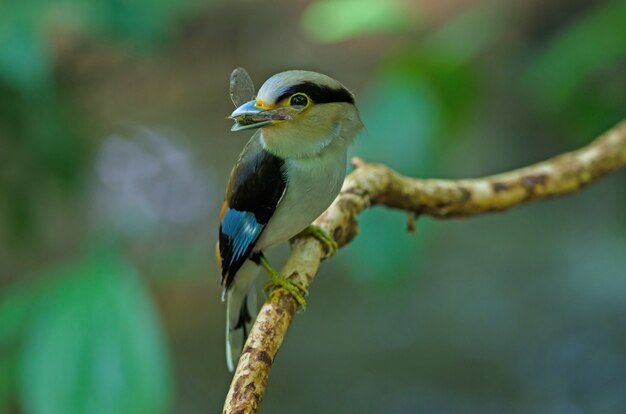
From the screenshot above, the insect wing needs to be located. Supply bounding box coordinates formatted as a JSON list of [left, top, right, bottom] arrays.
[[229, 67, 255, 107]]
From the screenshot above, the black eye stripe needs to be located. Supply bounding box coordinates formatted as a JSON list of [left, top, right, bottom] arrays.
[[275, 81, 354, 105]]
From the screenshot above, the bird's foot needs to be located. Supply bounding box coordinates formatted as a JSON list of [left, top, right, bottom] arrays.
[[295, 225, 338, 258], [258, 254, 308, 309]]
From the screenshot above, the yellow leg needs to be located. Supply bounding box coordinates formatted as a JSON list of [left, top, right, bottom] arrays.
[[259, 254, 308, 309], [295, 225, 338, 257]]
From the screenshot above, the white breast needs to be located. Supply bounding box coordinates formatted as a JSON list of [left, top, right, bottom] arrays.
[[255, 144, 347, 251]]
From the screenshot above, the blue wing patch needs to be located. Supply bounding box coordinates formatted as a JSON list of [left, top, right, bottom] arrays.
[[218, 135, 287, 288], [219, 208, 265, 286]]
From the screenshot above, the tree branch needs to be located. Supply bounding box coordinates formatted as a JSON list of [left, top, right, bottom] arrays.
[[223, 120, 626, 414]]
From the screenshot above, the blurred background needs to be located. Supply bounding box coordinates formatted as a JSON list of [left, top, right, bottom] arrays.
[[1, 0, 625, 412]]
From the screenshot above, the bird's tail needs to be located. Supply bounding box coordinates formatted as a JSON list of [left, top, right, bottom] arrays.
[[224, 260, 259, 372]]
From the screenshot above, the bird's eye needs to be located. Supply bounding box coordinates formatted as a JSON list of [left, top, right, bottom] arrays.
[[289, 94, 309, 107]]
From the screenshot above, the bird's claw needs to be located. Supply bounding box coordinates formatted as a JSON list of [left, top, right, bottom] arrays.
[[295, 225, 338, 258], [258, 253, 308, 310], [262, 275, 308, 310]]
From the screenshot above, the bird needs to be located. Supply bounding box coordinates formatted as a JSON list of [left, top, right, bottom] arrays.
[[217, 70, 363, 371]]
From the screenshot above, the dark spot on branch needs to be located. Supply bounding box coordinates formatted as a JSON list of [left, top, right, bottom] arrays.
[[245, 382, 256, 392], [242, 346, 254, 355], [333, 217, 359, 245], [342, 187, 369, 200], [406, 213, 418, 233], [492, 182, 509, 192], [460, 187, 472, 201], [231, 381, 243, 403], [256, 351, 273, 365], [521, 174, 548, 190], [332, 226, 344, 243]]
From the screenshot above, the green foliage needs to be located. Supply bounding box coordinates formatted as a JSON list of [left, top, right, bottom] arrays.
[[342, 70, 462, 284], [301, 0, 413, 43], [354, 76, 440, 174], [341, 209, 437, 287], [424, 5, 503, 64], [1, 3, 202, 408], [0, 354, 19, 410], [0, 0, 205, 242], [0, 16, 49, 92], [0, 0, 203, 53], [377, 54, 478, 144], [525, 0, 626, 141], [341, 7, 502, 284], [0, 286, 31, 409], [0, 283, 34, 347], [0, 251, 172, 414]]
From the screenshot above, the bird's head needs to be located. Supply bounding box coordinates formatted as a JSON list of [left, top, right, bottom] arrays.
[[229, 70, 363, 158]]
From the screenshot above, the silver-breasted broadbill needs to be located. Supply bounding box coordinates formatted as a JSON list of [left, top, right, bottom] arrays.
[[217, 70, 363, 371]]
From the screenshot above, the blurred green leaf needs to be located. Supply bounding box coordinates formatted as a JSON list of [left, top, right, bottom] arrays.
[[341, 209, 435, 286], [343, 6, 499, 284], [380, 53, 478, 144], [0, 0, 206, 242], [21, 89, 85, 183], [19, 253, 172, 414], [0, 0, 205, 106], [0, 20, 49, 92], [346, 75, 444, 284], [356, 54, 478, 177], [525, 0, 626, 141], [374, 6, 502, 141], [424, 5, 503, 64], [0, 85, 85, 241], [353, 75, 440, 176], [0, 284, 36, 345], [301, 0, 414, 43], [0, 275, 39, 410], [84, 0, 203, 45], [0, 0, 204, 58], [526, 0, 626, 109], [0, 354, 18, 410]]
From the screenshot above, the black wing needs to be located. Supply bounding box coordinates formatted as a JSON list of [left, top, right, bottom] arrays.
[[218, 133, 286, 288]]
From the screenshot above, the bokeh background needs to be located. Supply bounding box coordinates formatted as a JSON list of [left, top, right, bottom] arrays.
[[1, 0, 626, 412]]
